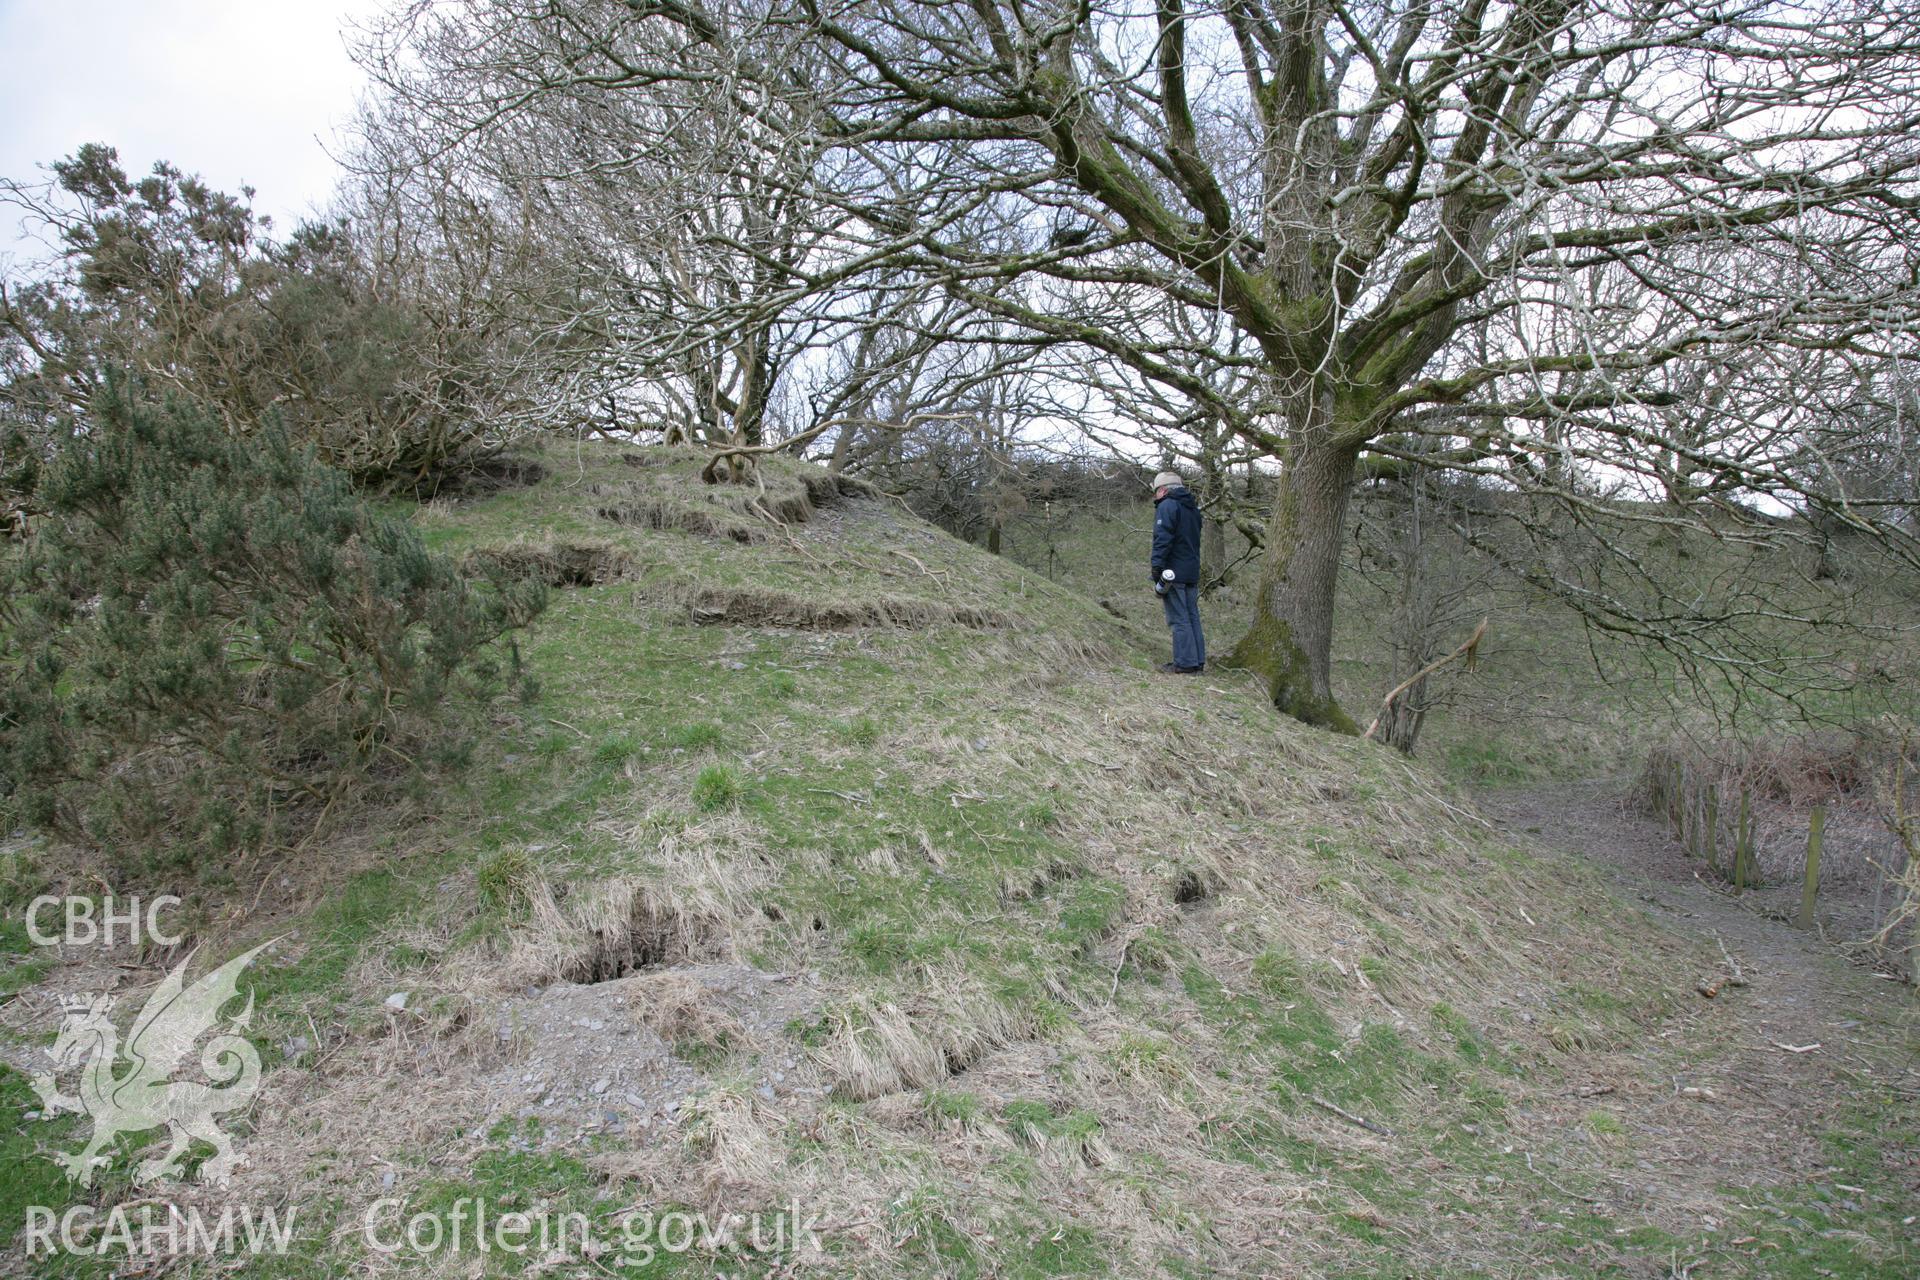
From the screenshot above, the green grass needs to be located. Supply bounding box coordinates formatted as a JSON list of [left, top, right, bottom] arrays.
[[386, 1119, 735, 1275], [476, 847, 538, 913], [690, 764, 741, 812], [242, 867, 420, 1022], [280, 451, 1920, 1277], [0, 1069, 354, 1278], [0, 1070, 91, 1271], [674, 721, 726, 752], [0, 918, 51, 1004], [925, 1087, 984, 1127], [837, 715, 882, 747], [1711, 1095, 1919, 1279], [593, 731, 647, 766]]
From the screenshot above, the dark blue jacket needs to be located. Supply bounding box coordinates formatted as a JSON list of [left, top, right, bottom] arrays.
[[1152, 487, 1203, 585]]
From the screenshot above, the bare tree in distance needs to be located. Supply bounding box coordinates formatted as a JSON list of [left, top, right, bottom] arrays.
[[352, 0, 1065, 477], [1350, 447, 1501, 754]]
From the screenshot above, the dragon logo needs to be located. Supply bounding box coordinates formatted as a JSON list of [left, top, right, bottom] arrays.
[[30, 943, 270, 1187]]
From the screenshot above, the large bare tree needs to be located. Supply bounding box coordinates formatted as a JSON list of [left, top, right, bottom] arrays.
[[352, 0, 1920, 725], [653, 0, 1920, 724]]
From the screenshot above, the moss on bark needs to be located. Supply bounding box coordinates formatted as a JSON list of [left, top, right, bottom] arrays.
[[1224, 613, 1359, 734]]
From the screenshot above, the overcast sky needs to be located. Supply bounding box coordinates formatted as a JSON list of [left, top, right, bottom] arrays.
[[0, 0, 378, 266]]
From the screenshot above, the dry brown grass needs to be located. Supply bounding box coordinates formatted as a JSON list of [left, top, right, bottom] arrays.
[[598, 495, 763, 543], [810, 975, 1044, 1102], [626, 970, 748, 1053], [480, 870, 743, 991], [683, 584, 1011, 631], [463, 537, 633, 586], [1636, 725, 1920, 895], [203, 643, 1684, 1279], [588, 453, 875, 545], [675, 1083, 784, 1201], [1638, 730, 1897, 810]]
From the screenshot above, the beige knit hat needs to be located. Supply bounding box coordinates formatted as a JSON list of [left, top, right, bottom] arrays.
[[1152, 470, 1184, 491]]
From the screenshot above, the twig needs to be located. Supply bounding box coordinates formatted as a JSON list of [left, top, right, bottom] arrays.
[[1713, 932, 1750, 986], [805, 788, 871, 806], [756, 498, 903, 580], [1108, 928, 1144, 1004], [699, 410, 970, 483], [1307, 1093, 1396, 1137], [886, 547, 950, 585], [1523, 1151, 1601, 1203]]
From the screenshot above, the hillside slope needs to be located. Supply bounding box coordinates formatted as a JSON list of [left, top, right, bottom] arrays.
[[2, 440, 1911, 1278], [1001, 492, 1920, 786]]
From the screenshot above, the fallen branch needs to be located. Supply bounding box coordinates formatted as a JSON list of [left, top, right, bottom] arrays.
[[805, 788, 872, 806], [1523, 1151, 1601, 1204], [1699, 931, 1755, 996], [1363, 617, 1488, 743], [886, 547, 950, 585], [756, 502, 901, 579], [1715, 933, 1751, 986], [1108, 927, 1145, 1004], [1308, 1093, 1396, 1137]]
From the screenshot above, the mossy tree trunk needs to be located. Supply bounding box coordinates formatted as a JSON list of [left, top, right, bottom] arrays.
[[1226, 419, 1361, 731]]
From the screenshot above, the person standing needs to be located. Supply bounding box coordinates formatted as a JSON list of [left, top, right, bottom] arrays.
[[1150, 470, 1205, 674]]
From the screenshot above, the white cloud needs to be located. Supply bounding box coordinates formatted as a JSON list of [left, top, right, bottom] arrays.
[[0, 0, 379, 262]]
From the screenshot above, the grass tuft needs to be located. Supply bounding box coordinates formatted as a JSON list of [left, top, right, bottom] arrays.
[[692, 764, 742, 811]]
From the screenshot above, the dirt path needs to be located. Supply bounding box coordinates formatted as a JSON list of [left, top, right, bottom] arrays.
[[1480, 781, 1920, 1275], [1483, 780, 1908, 1023]]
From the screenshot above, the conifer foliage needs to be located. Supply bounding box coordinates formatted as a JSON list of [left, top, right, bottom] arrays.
[[2, 144, 508, 489], [0, 388, 546, 864]]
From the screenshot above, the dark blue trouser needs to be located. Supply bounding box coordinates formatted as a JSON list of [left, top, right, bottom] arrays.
[[1161, 583, 1206, 669]]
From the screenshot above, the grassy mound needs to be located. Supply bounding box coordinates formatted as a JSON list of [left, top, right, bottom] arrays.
[[1, 440, 1821, 1277]]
